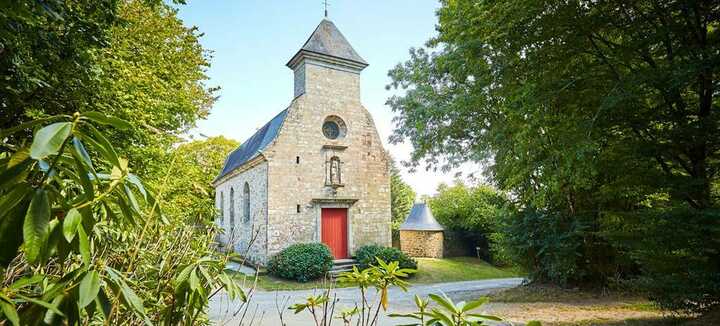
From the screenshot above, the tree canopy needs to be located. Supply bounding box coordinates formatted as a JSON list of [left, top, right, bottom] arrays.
[[387, 0, 719, 313]]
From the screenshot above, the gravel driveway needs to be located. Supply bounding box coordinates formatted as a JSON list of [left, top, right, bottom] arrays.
[[210, 277, 525, 325]]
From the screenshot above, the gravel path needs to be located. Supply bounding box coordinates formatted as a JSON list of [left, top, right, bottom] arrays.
[[210, 277, 525, 325]]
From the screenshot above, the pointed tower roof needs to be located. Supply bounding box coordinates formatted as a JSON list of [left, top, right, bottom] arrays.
[[287, 18, 368, 70], [400, 203, 445, 231]]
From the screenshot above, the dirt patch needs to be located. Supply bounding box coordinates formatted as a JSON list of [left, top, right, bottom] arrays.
[[481, 302, 665, 325], [480, 284, 703, 325]]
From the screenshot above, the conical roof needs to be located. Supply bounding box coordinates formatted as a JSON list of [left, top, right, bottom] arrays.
[[287, 18, 367, 68], [400, 203, 444, 231]]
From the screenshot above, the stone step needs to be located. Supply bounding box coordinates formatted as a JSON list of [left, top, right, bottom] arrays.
[[332, 258, 357, 267], [329, 259, 358, 278]]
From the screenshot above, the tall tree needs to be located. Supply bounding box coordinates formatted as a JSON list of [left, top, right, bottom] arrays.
[[387, 0, 720, 311], [0, 0, 120, 132], [389, 155, 416, 234], [156, 136, 238, 223], [1, 0, 215, 176], [387, 0, 719, 211]]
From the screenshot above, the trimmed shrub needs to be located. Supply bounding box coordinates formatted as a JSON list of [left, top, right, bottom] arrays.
[[355, 244, 417, 270], [267, 243, 333, 282]]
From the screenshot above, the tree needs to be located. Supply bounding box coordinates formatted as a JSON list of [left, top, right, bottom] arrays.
[[389, 156, 416, 234], [428, 182, 511, 261], [388, 0, 719, 212], [0, 0, 120, 134], [1, 0, 216, 176], [95, 0, 216, 174], [156, 136, 239, 223], [387, 0, 719, 311]]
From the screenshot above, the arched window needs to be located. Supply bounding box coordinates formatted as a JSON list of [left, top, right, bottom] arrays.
[[220, 191, 225, 225], [243, 182, 250, 223], [229, 187, 235, 227]]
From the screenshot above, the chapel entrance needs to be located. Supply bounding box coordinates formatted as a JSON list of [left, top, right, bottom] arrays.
[[321, 208, 348, 259]]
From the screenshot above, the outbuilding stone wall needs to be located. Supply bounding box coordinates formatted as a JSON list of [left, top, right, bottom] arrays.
[[400, 230, 444, 258]]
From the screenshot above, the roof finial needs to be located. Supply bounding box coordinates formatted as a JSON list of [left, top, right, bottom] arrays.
[[323, 0, 329, 18]]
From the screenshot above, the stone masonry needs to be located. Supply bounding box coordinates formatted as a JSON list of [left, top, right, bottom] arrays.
[[400, 230, 444, 259]]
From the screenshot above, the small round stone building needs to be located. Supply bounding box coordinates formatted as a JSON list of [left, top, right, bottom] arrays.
[[399, 203, 444, 258]]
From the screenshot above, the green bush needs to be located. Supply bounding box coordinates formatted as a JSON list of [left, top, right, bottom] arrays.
[[499, 208, 631, 285], [267, 243, 334, 282], [355, 245, 417, 271], [604, 208, 720, 314]]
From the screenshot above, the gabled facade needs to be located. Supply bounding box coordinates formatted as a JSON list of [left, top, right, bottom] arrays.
[[213, 18, 391, 266]]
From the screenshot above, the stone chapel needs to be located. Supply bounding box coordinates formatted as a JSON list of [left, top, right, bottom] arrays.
[[212, 18, 391, 266]]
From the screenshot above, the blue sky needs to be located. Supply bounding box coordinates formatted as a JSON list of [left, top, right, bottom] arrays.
[[177, 0, 478, 196]]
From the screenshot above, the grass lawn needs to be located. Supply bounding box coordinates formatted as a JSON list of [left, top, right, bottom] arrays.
[[412, 257, 522, 284], [243, 256, 522, 291]]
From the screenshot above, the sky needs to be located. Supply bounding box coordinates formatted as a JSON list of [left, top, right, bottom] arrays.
[[176, 0, 479, 196]]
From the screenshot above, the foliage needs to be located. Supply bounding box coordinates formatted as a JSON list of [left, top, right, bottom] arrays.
[[390, 293, 507, 326], [267, 243, 334, 282], [355, 245, 417, 271], [0, 0, 120, 135], [389, 155, 416, 235], [1, 0, 215, 176], [603, 208, 720, 313], [154, 136, 238, 222], [0, 114, 243, 324], [498, 209, 589, 285], [290, 292, 332, 326], [337, 258, 416, 326], [95, 0, 215, 174], [428, 182, 511, 261], [386, 0, 719, 311]]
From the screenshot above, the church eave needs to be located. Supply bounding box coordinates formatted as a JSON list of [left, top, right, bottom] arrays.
[[212, 154, 267, 186], [286, 50, 368, 72]]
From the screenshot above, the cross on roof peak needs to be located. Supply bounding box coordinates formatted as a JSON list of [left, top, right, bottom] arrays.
[[323, 0, 329, 18]]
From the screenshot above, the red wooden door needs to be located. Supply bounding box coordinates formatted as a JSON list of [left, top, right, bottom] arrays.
[[321, 208, 348, 259]]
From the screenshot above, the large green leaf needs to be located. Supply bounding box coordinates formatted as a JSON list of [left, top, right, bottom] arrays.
[[15, 294, 65, 317], [29, 122, 72, 160], [0, 300, 19, 326], [0, 185, 31, 266], [78, 271, 101, 309], [82, 112, 132, 130], [63, 208, 82, 242], [429, 293, 459, 314], [77, 226, 91, 265], [0, 158, 31, 191], [81, 125, 120, 167], [23, 189, 51, 264], [461, 297, 489, 312]]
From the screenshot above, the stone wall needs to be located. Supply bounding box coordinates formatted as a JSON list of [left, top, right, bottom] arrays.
[[214, 162, 268, 266], [264, 61, 391, 258], [400, 230, 444, 258]]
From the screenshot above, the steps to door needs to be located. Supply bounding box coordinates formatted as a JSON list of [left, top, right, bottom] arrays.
[[328, 259, 358, 278]]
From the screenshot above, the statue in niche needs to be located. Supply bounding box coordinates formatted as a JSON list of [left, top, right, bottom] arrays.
[[327, 156, 342, 186]]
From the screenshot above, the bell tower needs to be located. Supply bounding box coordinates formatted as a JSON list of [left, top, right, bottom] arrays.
[[286, 19, 368, 99]]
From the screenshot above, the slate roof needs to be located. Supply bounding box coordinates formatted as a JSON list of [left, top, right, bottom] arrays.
[[400, 203, 445, 231], [215, 109, 288, 181], [287, 18, 367, 67]]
